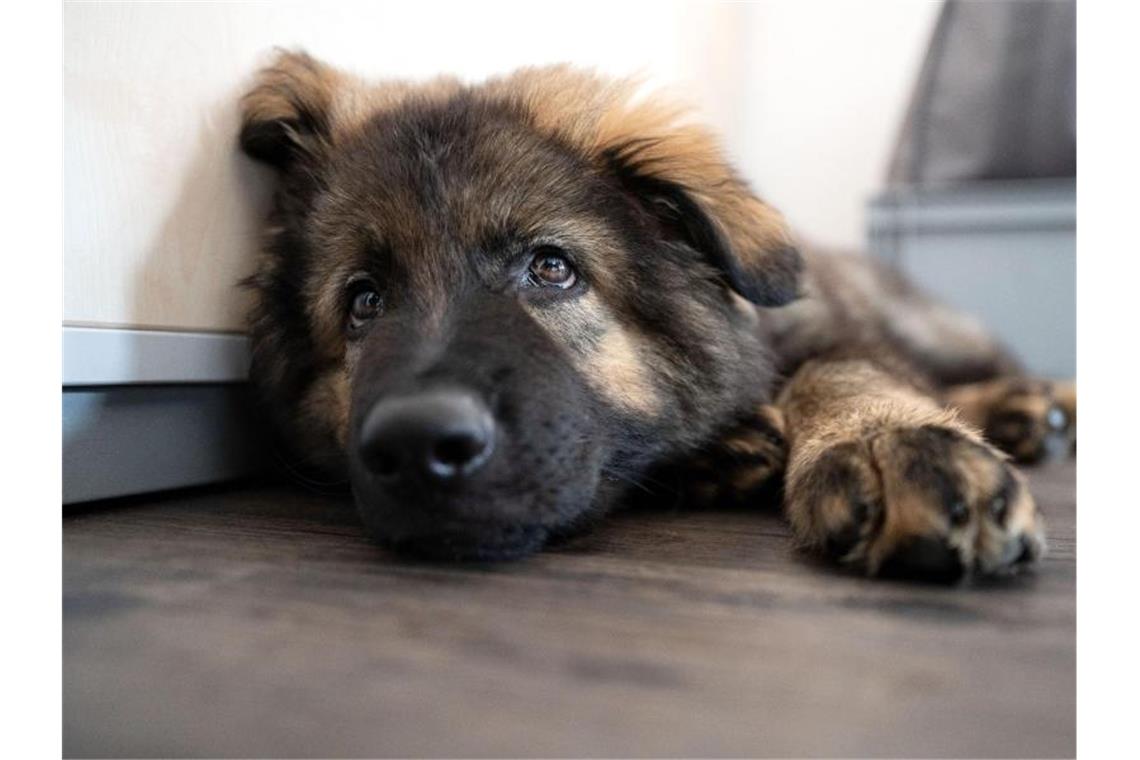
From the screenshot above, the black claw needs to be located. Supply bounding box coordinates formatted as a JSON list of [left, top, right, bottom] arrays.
[[1046, 405, 1068, 432], [825, 500, 872, 559], [1014, 535, 1037, 564], [947, 499, 970, 526]]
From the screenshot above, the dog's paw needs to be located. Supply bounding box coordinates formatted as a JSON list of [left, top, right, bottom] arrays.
[[686, 405, 788, 508], [785, 424, 1045, 583], [983, 379, 1075, 463], [949, 378, 1075, 464]]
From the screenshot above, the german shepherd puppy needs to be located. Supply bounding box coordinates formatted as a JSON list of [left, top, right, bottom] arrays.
[[239, 51, 1075, 581]]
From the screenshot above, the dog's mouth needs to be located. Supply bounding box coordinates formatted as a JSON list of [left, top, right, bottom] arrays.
[[347, 383, 607, 562], [376, 522, 550, 562]]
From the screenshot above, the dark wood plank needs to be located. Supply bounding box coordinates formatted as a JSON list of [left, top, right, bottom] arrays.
[[63, 462, 1076, 758]]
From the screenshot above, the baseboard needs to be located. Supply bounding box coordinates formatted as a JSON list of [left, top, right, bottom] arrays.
[[63, 385, 263, 504], [63, 326, 250, 385], [62, 327, 261, 504]]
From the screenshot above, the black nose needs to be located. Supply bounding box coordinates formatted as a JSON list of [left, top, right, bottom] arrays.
[[358, 390, 495, 483]]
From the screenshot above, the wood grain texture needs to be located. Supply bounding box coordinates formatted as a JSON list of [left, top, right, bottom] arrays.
[[63, 462, 1075, 758]]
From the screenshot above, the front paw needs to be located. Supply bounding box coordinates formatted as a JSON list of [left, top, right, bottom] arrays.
[[983, 380, 1075, 464], [685, 405, 788, 508], [785, 425, 1045, 583]]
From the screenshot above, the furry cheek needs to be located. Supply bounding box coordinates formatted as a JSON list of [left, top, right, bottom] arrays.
[[519, 290, 662, 418], [301, 369, 352, 449]]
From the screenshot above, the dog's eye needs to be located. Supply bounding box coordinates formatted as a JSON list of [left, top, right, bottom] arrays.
[[527, 247, 577, 289], [347, 280, 383, 331]]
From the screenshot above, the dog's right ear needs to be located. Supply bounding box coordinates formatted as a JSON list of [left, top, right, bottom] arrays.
[[239, 50, 339, 170]]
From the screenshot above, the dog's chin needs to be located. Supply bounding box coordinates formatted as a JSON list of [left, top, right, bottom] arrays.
[[350, 466, 607, 562], [380, 523, 550, 562]]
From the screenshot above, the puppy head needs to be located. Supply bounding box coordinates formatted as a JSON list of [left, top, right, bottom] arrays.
[[241, 51, 801, 559]]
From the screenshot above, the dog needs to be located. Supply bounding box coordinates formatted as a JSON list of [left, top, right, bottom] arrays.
[[238, 51, 1075, 581]]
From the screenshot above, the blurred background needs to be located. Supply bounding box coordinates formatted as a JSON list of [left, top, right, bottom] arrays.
[[63, 0, 1075, 501]]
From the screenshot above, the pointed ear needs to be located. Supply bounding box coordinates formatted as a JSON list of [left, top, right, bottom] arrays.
[[599, 123, 802, 307], [239, 50, 340, 169], [605, 141, 802, 306], [492, 67, 802, 306]]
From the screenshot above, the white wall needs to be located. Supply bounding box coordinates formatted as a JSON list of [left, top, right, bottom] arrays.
[[64, 0, 939, 332], [735, 1, 941, 250]]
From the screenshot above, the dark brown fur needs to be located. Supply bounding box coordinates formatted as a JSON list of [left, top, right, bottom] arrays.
[[239, 51, 1074, 578]]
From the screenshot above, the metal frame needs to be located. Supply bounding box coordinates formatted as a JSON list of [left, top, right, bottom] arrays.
[[63, 327, 258, 504]]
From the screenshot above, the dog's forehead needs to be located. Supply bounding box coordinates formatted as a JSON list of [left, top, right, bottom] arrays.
[[322, 97, 618, 251]]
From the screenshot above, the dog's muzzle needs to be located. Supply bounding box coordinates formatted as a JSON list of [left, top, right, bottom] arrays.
[[350, 388, 554, 560]]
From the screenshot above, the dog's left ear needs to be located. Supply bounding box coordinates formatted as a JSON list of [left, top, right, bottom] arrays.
[[495, 67, 802, 306], [603, 139, 803, 306]]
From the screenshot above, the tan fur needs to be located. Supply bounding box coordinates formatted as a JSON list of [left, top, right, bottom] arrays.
[[485, 66, 795, 276], [591, 327, 662, 416], [242, 50, 463, 149], [522, 291, 662, 417], [777, 358, 1047, 576], [300, 369, 351, 450], [944, 377, 1076, 463]]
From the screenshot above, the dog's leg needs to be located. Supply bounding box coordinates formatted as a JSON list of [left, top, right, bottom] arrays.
[[777, 358, 1045, 582], [686, 405, 788, 508], [943, 378, 1076, 463]]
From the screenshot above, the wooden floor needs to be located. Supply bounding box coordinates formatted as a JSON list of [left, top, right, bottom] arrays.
[[63, 461, 1075, 758]]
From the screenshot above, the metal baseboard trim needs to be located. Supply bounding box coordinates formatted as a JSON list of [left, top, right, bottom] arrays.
[[63, 326, 250, 386], [62, 327, 260, 504], [63, 384, 263, 504]]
